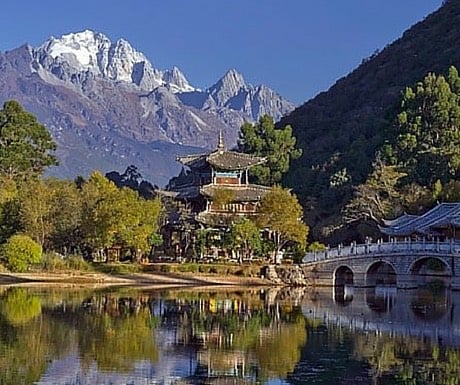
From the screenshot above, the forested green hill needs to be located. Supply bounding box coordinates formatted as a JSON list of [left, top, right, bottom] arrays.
[[280, 0, 460, 243]]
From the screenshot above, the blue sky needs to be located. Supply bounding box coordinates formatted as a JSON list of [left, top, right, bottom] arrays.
[[0, 1, 442, 104]]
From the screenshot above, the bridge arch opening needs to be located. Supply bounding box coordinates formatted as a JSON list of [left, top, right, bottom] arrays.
[[409, 257, 452, 288], [366, 261, 397, 287], [333, 266, 354, 305]]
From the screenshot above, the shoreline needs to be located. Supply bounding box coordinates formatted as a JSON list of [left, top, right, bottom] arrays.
[[0, 270, 273, 288]]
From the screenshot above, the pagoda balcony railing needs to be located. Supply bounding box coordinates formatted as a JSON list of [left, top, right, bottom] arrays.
[[207, 209, 258, 214], [303, 238, 460, 263]]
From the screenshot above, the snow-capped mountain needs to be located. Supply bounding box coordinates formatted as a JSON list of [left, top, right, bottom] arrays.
[[33, 30, 196, 93], [0, 30, 295, 185]]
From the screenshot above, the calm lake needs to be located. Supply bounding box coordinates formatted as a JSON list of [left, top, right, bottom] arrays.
[[0, 284, 459, 385]]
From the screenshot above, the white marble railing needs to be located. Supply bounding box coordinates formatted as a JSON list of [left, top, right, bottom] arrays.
[[303, 239, 460, 263]]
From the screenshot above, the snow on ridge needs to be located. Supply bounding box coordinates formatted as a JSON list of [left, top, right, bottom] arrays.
[[43, 30, 109, 69], [36, 30, 197, 92]]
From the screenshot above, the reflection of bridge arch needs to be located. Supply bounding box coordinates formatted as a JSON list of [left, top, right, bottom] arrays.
[[333, 266, 354, 305], [411, 285, 451, 322], [366, 261, 397, 287], [301, 288, 460, 347], [365, 286, 397, 314]]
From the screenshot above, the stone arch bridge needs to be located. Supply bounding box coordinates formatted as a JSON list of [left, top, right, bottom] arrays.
[[302, 239, 460, 289]]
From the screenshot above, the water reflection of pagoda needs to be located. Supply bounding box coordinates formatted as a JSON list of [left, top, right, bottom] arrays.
[[162, 132, 271, 258]]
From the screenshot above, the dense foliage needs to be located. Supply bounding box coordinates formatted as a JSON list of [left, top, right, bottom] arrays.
[[238, 115, 302, 185], [389, 67, 460, 186], [345, 67, 460, 237], [279, 0, 460, 243], [0, 101, 164, 267], [257, 186, 309, 258], [0, 100, 57, 180]]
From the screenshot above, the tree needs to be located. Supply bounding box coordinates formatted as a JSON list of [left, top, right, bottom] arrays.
[[390, 69, 460, 185], [0, 175, 21, 244], [80, 171, 121, 257], [257, 186, 308, 259], [46, 178, 83, 254], [343, 156, 407, 225], [1, 234, 42, 272], [238, 115, 302, 185], [0, 100, 57, 180], [18, 179, 55, 248], [80, 171, 163, 261], [227, 218, 261, 263]]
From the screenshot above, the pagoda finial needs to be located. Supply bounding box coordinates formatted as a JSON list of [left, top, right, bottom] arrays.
[[217, 129, 225, 150]]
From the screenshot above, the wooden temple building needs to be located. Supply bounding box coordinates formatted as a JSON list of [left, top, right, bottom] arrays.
[[161, 132, 271, 259], [379, 203, 460, 240]]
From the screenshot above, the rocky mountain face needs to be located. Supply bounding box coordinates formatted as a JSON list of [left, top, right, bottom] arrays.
[[279, 0, 458, 243], [0, 30, 294, 185]]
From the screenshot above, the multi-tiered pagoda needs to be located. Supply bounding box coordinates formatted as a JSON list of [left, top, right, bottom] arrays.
[[168, 132, 270, 226]]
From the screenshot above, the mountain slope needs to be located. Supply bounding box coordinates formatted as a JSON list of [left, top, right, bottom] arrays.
[[279, 0, 459, 242], [0, 30, 294, 185]]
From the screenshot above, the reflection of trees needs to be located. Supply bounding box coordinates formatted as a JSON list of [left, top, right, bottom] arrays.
[[353, 332, 460, 384], [66, 294, 159, 372], [161, 294, 307, 382], [0, 288, 41, 325], [0, 288, 74, 385], [253, 316, 306, 380]]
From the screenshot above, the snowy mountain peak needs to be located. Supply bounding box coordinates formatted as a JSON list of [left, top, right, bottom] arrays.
[[207, 68, 248, 106], [40, 30, 110, 69], [223, 68, 246, 85], [217, 68, 246, 91], [35, 29, 164, 90], [162, 66, 196, 93]]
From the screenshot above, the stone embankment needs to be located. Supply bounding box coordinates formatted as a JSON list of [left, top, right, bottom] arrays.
[[263, 265, 319, 286]]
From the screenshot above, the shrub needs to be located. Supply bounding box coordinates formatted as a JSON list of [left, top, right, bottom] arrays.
[[1, 235, 42, 272], [41, 252, 66, 271], [177, 263, 199, 273], [65, 255, 90, 271]]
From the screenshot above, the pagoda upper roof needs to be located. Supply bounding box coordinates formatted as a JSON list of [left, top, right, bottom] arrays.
[[177, 131, 266, 171], [177, 149, 266, 171], [379, 203, 460, 236], [200, 184, 271, 202]]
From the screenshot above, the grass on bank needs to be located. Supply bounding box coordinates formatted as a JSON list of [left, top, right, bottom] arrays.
[[8, 252, 265, 278]]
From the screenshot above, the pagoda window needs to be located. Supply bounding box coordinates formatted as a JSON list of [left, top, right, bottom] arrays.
[[215, 171, 241, 185]]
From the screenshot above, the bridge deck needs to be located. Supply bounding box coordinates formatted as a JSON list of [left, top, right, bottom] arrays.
[[303, 239, 460, 263]]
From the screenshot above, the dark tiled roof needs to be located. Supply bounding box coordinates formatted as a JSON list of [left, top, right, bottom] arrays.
[[164, 185, 200, 200], [200, 184, 271, 202], [382, 214, 419, 228], [207, 150, 266, 170], [379, 203, 460, 236], [177, 149, 266, 170], [176, 153, 208, 169]]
